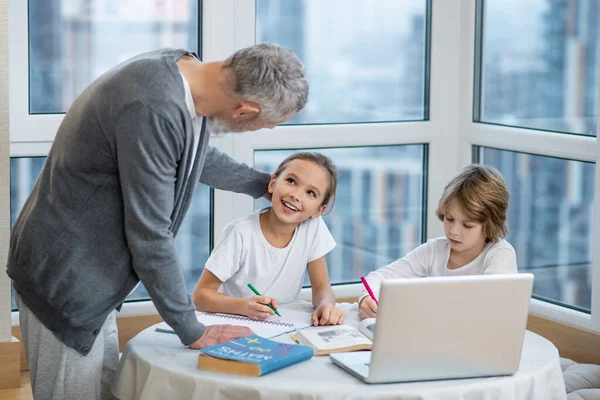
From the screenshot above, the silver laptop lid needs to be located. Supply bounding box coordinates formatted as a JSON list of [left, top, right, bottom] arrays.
[[369, 273, 533, 382]]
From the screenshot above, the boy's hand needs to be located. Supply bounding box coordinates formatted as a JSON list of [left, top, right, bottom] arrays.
[[312, 304, 345, 326], [245, 295, 278, 320], [188, 325, 253, 349], [359, 297, 378, 320]]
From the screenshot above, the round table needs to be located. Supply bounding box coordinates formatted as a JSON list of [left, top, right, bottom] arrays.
[[112, 304, 567, 400]]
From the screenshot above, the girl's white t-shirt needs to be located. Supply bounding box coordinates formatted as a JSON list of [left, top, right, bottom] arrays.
[[205, 208, 336, 304], [359, 237, 518, 303]]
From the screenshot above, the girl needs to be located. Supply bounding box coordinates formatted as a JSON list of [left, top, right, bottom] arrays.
[[193, 152, 345, 326], [359, 164, 517, 320]]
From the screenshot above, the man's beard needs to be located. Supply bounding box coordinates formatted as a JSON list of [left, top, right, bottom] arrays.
[[207, 117, 233, 136]]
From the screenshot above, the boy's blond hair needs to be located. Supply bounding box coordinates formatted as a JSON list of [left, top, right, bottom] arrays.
[[436, 164, 509, 242]]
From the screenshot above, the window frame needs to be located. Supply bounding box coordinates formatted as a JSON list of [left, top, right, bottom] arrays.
[[224, 0, 455, 297], [13, 0, 595, 332], [9, 0, 64, 143], [8, 0, 209, 321], [464, 0, 600, 331]]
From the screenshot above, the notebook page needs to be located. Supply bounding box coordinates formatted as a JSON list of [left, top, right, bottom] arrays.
[[154, 308, 313, 339], [154, 317, 291, 338], [195, 312, 296, 338], [263, 308, 313, 330]]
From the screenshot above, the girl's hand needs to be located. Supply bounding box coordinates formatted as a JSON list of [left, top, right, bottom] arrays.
[[312, 304, 345, 326], [245, 296, 278, 320], [359, 297, 378, 320]]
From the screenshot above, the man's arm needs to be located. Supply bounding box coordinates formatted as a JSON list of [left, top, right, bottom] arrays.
[[199, 146, 270, 198], [115, 102, 204, 345]]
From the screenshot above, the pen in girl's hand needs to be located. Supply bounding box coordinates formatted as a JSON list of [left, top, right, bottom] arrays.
[[247, 283, 281, 317]]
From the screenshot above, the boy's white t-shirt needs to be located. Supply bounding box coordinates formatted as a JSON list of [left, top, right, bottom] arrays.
[[205, 208, 336, 304], [359, 237, 518, 303]]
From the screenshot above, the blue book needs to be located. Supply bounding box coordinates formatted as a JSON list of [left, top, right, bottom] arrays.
[[198, 335, 314, 376]]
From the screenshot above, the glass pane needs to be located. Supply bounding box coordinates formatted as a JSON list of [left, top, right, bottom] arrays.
[[256, 0, 429, 124], [477, 0, 600, 136], [477, 148, 594, 312], [29, 0, 200, 114], [254, 146, 427, 285], [10, 157, 211, 309]]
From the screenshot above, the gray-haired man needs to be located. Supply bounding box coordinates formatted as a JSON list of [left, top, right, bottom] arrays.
[[7, 43, 308, 400]]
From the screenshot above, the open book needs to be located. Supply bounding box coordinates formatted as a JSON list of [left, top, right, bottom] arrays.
[[295, 318, 376, 356], [155, 308, 314, 339]]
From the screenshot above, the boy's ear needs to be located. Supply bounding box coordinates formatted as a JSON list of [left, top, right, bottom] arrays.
[[232, 101, 260, 120], [267, 174, 276, 194], [311, 204, 327, 219]]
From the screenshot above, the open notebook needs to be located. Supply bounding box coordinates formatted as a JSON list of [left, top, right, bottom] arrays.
[[155, 308, 314, 339]]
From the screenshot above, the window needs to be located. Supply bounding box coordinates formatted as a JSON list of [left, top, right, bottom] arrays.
[[471, 1, 599, 327], [254, 145, 427, 285], [28, 0, 200, 114], [476, 148, 593, 313], [476, 0, 599, 136], [9, 1, 207, 312], [255, 0, 429, 125], [9, 157, 212, 308]]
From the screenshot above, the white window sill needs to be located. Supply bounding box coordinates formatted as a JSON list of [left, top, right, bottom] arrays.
[[11, 283, 364, 326]]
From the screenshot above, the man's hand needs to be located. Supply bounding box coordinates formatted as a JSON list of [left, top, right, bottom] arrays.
[[188, 325, 253, 350], [262, 191, 272, 202], [312, 304, 345, 326], [262, 174, 274, 202], [245, 295, 278, 320], [359, 297, 378, 320]]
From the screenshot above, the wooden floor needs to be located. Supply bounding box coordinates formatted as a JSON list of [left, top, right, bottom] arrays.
[[0, 372, 32, 400]]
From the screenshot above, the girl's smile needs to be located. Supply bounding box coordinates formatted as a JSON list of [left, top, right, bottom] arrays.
[[268, 159, 330, 225]]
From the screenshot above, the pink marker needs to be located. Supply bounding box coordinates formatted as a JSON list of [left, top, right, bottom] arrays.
[[360, 276, 378, 305]]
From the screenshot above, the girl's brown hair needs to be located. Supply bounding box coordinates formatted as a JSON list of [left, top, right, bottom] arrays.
[[273, 152, 338, 211], [436, 164, 509, 242]]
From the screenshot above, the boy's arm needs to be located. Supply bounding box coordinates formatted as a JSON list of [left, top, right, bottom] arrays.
[[358, 241, 431, 304], [307, 257, 345, 325]]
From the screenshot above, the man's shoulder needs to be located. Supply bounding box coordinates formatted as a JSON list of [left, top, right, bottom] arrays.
[[97, 48, 191, 116], [117, 48, 191, 70]]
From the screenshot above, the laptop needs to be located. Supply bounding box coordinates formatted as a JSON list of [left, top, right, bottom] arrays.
[[330, 273, 533, 383]]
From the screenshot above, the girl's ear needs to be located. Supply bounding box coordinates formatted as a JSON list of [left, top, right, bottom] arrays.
[[311, 204, 327, 219], [267, 174, 276, 194]]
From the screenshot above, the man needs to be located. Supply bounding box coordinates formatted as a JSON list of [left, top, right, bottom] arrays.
[[7, 43, 308, 399]]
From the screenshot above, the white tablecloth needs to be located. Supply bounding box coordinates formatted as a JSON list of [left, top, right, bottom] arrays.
[[112, 303, 567, 400]]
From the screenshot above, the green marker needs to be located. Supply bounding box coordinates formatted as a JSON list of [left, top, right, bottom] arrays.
[[247, 283, 281, 317]]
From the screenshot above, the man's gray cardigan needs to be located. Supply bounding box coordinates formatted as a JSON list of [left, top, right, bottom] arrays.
[[6, 48, 270, 355]]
